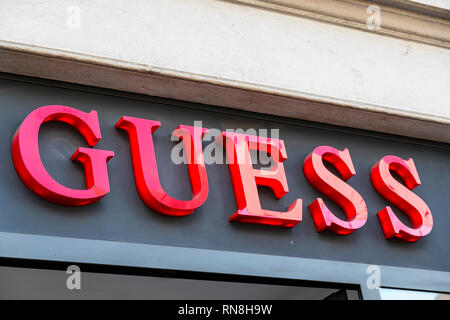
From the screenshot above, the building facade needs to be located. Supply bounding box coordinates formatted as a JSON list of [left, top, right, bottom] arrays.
[[0, 0, 449, 300]]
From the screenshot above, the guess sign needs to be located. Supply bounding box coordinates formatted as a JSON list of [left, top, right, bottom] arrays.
[[11, 105, 433, 242]]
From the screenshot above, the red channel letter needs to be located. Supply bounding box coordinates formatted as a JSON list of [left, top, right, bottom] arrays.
[[11, 105, 114, 206], [216, 132, 302, 227], [303, 146, 367, 235], [116, 116, 209, 216], [371, 155, 433, 242]]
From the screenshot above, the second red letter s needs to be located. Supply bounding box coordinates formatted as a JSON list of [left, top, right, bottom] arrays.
[[371, 155, 433, 242]]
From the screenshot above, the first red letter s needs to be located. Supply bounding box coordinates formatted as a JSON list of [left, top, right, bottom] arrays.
[[11, 105, 114, 206]]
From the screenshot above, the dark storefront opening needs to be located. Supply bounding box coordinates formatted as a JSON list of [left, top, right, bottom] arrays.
[[0, 258, 361, 300]]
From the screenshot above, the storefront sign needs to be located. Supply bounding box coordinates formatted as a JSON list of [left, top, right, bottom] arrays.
[[11, 105, 433, 242]]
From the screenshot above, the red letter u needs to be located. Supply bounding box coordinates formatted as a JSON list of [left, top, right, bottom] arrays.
[[116, 116, 209, 216]]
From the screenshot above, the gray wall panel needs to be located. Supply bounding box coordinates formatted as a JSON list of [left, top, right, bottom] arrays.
[[0, 74, 448, 275]]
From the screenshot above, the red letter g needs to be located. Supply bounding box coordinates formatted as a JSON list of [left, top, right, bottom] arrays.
[[11, 105, 114, 206]]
